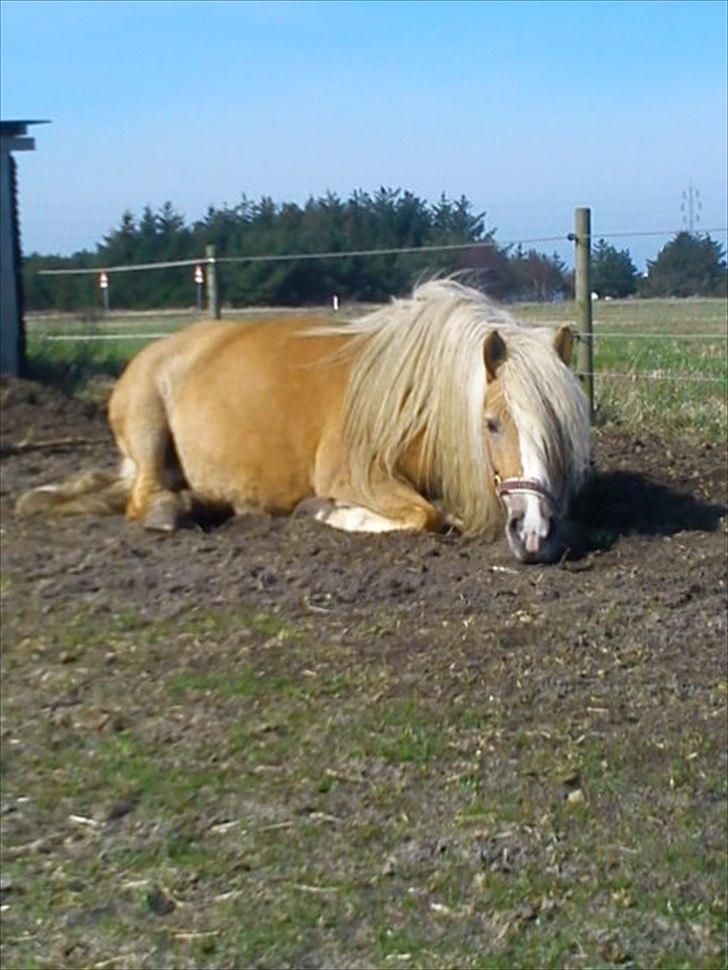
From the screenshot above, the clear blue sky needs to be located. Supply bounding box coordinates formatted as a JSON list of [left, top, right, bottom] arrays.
[[2, 0, 726, 267]]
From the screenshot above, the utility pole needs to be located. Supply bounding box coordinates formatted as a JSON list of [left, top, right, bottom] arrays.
[[681, 181, 701, 233]]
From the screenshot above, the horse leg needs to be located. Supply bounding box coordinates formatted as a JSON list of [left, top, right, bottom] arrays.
[[112, 389, 187, 532], [310, 433, 443, 533], [316, 478, 444, 534]]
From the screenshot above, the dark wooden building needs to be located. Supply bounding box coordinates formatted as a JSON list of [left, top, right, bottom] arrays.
[[1, 119, 48, 375]]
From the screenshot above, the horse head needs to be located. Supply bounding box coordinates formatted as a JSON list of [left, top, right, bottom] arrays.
[[482, 324, 589, 564]]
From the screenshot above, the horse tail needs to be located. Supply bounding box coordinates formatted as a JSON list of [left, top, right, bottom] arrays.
[[15, 466, 131, 518]]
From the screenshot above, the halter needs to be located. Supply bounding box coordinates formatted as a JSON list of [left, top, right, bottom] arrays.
[[494, 475, 560, 514]]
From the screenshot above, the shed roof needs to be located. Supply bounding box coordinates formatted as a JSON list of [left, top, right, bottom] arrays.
[[0, 120, 50, 137]]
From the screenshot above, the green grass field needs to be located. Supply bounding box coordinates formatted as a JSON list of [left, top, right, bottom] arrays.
[[24, 298, 728, 444], [2, 606, 726, 969]]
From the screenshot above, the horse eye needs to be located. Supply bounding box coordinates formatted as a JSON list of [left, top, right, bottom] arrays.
[[486, 417, 500, 434]]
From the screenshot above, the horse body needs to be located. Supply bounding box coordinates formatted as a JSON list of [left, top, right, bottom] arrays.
[[107, 316, 441, 533], [111, 318, 349, 520], [17, 282, 592, 563]]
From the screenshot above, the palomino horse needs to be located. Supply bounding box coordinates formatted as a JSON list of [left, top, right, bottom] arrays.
[[17, 281, 591, 563]]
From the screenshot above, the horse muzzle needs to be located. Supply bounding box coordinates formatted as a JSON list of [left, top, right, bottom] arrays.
[[496, 478, 564, 564]]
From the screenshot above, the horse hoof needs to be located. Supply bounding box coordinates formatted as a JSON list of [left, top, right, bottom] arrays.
[[142, 512, 176, 532], [141, 496, 181, 532], [293, 497, 335, 518]]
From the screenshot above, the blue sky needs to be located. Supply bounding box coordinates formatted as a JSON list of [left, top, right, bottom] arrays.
[[1, 0, 726, 267]]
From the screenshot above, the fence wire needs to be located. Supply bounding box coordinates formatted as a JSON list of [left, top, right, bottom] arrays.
[[39, 330, 728, 342], [31, 222, 728, 390], [36, 226, 728, 276], [33, 329, 728, 388], [577, 372, 726, 385]]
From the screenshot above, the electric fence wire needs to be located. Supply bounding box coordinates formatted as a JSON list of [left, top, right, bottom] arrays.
[[37, 227, 728, 276]]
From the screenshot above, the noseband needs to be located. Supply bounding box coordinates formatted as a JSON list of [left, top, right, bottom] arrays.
[[494, 475, 559, 515]]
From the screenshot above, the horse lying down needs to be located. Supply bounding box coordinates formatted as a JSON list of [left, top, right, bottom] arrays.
[[17, 280, 591, 564]]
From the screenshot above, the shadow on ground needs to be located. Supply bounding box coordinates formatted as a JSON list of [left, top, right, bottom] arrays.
[[573, 470, 726, 555]]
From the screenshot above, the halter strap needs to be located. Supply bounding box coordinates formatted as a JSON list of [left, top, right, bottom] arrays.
[[495, 476, 559, 513]]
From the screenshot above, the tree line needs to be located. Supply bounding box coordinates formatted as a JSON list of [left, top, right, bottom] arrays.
[[22, 189, 726, 311]]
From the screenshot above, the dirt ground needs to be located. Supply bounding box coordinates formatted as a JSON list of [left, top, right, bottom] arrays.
[[1, 376, 726, 969], [1, 377, 725, 625]]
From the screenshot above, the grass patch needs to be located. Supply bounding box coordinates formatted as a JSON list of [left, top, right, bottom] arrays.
[[372, 699, 449, 764], [24, 310, 241, 395], [518, 298, 727, 444], [25, 336, 142, 393], [1, 604, 726, 969], [166, 667, 299, 700]]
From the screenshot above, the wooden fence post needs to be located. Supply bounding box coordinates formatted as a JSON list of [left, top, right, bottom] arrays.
[[573, 207, 594, 416], [206, 244, 220, 320]]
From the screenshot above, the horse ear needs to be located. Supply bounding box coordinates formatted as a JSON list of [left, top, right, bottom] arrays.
[[554, 325, 574, 366], [483, 330, 507, 381]]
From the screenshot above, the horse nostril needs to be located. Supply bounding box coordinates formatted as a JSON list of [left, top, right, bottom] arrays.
[[508, 513, 523, 533]]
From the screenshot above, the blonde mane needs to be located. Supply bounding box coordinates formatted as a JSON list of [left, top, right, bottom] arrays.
[[326, 280, 591, 535]]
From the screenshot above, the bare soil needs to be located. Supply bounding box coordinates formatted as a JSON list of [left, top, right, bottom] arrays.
[[1, 376, 726, 969], [1, 377, 725, 628]]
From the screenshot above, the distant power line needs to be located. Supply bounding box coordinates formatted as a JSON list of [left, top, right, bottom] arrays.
[[592, 227, 726, 240]]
